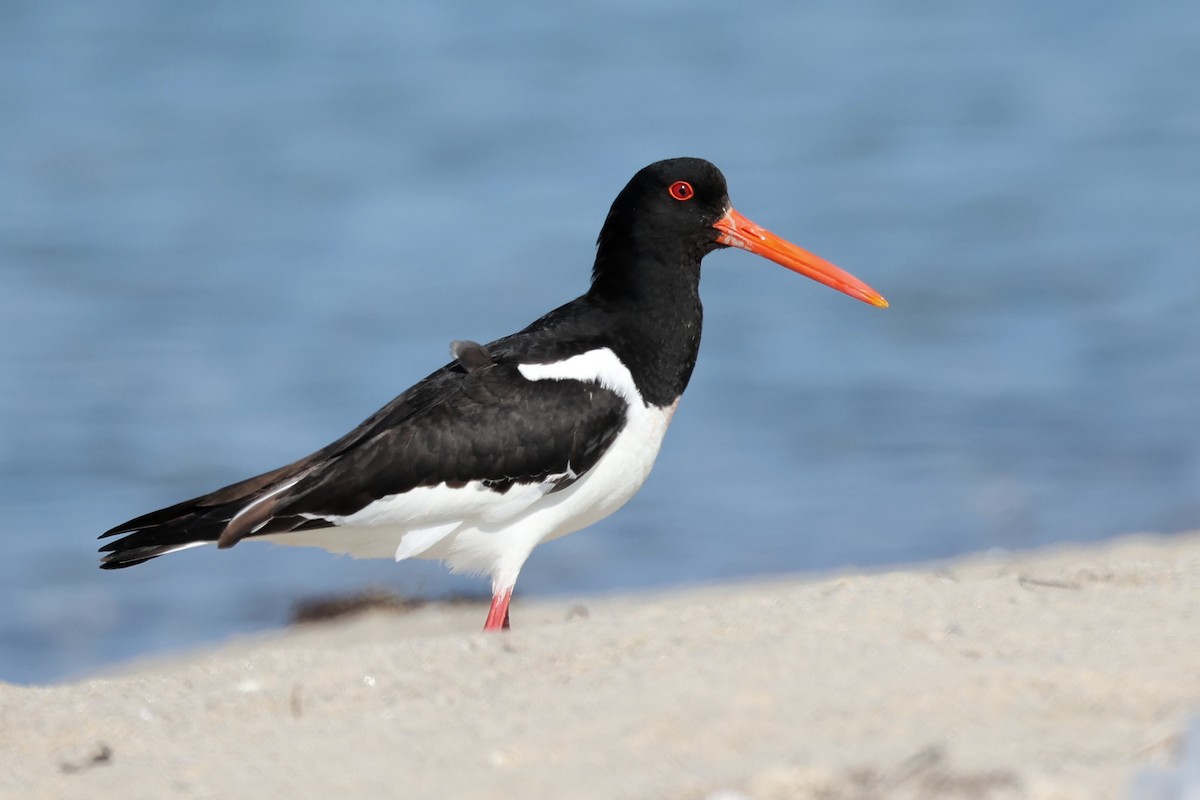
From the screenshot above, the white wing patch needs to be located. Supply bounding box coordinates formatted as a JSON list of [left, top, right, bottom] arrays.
[[228, 477, 302, 534], [518, 347, 644, 407]]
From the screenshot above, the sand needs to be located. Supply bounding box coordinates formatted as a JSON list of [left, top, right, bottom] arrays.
[[2, 532, 1199, 800]]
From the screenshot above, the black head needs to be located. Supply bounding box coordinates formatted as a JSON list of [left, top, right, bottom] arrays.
[[593, 158, 732, 285], [591, 157, 888, 308]]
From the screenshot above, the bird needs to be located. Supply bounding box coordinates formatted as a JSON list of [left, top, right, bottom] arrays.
[[99, 157, 888, 631]]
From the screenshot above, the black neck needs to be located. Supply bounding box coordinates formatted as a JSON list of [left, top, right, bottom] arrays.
[[586, 236, 711, 408]]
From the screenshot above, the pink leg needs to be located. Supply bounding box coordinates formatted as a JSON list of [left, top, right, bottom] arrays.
[[483, 588, 512, 632]]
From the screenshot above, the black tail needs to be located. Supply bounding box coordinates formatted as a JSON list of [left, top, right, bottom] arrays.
[[98, 463, 302, 569], [99, 497, 243, 568]]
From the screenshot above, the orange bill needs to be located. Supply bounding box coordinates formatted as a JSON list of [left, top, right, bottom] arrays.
[[713, 208, 888, 308]]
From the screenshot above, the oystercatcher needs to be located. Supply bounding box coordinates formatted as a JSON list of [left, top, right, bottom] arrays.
[[99, 158, 887, 631]]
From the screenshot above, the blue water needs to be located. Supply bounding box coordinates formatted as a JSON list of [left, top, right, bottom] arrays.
[[2, 0, 1198, 684]]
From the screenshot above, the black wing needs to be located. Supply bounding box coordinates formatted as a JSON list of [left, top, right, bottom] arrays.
[[249, 360, 627, 533], [99, 348, 627, 566]]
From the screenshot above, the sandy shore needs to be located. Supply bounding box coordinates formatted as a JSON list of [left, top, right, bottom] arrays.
[[2, 532, 1198, 800]]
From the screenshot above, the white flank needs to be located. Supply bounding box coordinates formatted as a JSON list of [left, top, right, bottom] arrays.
[[259, 347, 678, 595], [392, 520, 464, 560]]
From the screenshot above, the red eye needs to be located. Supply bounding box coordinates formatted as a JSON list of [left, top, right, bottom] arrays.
[[668, 181, 694, 201]]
